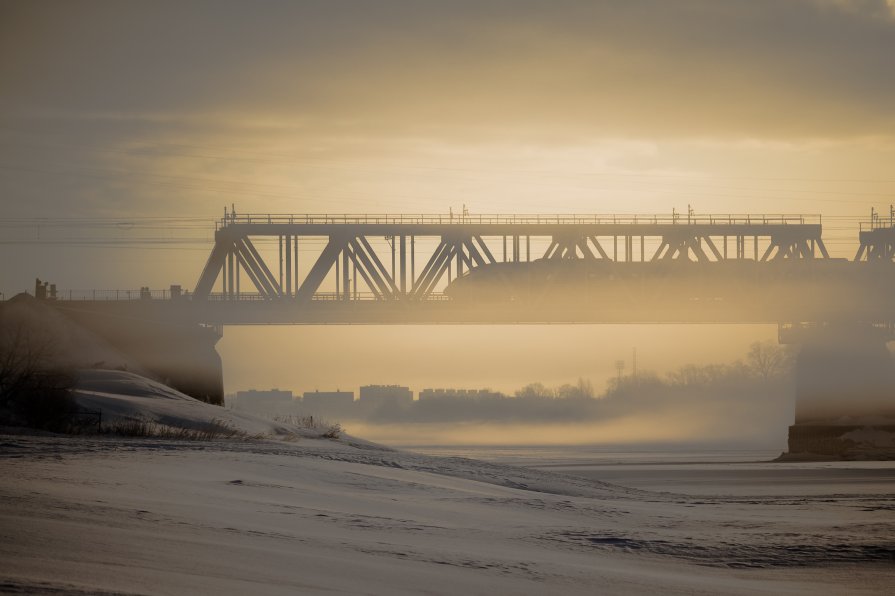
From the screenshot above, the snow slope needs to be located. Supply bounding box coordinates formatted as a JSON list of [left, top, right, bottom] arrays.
[[73, 369, 308, 439], [2, 373, 893, 595]]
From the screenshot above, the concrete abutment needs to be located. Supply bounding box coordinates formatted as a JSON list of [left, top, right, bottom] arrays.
[[65, 313, 225, 405], [787, 325, 895, 458]]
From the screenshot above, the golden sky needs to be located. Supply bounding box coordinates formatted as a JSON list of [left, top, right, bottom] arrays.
[[2, 1, 895, 396]]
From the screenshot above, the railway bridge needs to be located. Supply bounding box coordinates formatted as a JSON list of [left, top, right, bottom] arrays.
[[53, 211, 895, 324], [31, 211, 895, 454]]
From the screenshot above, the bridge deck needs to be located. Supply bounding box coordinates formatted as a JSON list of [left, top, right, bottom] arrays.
[[48, 257, 895, 326], [216, 212, 822, 235]]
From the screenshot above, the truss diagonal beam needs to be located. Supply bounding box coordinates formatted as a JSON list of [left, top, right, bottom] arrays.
[[234, 250, 270, 298], [455, 240, 475, 272], [412, 240, 455, 299], [296, 236, 346, 302], [703, 237, 724, 261], [345, 245, 384, 300], [357, 236, 400, 297], [349, 238, 395, 299], [543, 239, 560, 260], [652, 235, 712, 262], [418, 243, 456, 299], [463, 237, 490, 267], [237, 238, 282, 298], [414, 240, 452, 287], [194, 238, 233, 299], [588, 236, 610, 259], [576, 238, 597, 259], [413, 240, 450, 294], [473, 236, 497, 264]]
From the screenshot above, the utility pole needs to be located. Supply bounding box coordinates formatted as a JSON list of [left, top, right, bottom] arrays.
[[615, 360, 625, 385]]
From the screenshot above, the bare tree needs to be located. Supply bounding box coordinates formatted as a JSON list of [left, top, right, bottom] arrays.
[[0, 318, 75, 429], [746, 341, 791, 382], [514, 382, 554, 399]]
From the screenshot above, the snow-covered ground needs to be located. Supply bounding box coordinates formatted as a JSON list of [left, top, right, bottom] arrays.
[[1, 371, 893, 595], [73, 369, 302, 438]]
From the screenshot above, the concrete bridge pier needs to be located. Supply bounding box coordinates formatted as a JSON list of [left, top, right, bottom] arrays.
[[788, 324, 895, 457], [119, 322, 224, 405], [55, 306, 225, 405], [4, 294, 225, 405]]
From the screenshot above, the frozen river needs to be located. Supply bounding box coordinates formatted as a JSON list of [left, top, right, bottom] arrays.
[[3, 435, 893, 595], [409, 445, 895, 496]]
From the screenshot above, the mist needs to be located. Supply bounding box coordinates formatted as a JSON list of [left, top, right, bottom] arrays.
[[342, 392, 794, 448], [228, 342, 797, 448], [5, 4, 895, 594], [219, 323, 774, 396]]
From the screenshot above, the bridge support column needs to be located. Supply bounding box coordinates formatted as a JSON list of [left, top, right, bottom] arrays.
[[134, 324, 223, 405], [787, 325, 895, 458], [285, 235, 292, 297], [400, 235, 407, 294], [50, 305, 225, 404]]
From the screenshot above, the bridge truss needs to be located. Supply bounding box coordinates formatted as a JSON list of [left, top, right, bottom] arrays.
[[855, 208, 895, 261], [193, 213, 829, 302]]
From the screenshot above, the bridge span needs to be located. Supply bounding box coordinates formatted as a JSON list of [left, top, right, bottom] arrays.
[[45, 212, 895, 327], [194, 212, 830, 304], [28, 211, 895, 454]]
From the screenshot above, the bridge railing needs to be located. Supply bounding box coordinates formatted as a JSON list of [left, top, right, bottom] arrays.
[[859, 220, 895, 232], [54, 289, 177, 301], [52, 290, 452, 302], [216, 213, 820, 230], [203, 292, 452, 302]]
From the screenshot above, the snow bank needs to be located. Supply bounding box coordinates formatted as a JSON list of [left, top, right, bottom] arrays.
[[73, 369, 301, 438], [2, 434, 893, 595], [2, 370, 890, 594]]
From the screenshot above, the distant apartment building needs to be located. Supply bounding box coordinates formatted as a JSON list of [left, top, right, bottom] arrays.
[[418, 388, 503, 400], [300, 389, 355, 418], [359, 384, 413, 405], [301, 390, 355, 408], [234, 388, 294, 412]]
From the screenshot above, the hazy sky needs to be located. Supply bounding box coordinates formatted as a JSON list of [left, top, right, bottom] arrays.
[[2, 1, 895, 394]]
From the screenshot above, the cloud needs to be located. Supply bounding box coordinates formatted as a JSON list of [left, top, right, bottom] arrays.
[[2, 1, 895, 141], [819, 0, 895, 17]]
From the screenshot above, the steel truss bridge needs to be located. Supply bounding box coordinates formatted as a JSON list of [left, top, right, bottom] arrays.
[[195, 213, 829, 300], [45, 212, 895, 330]]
